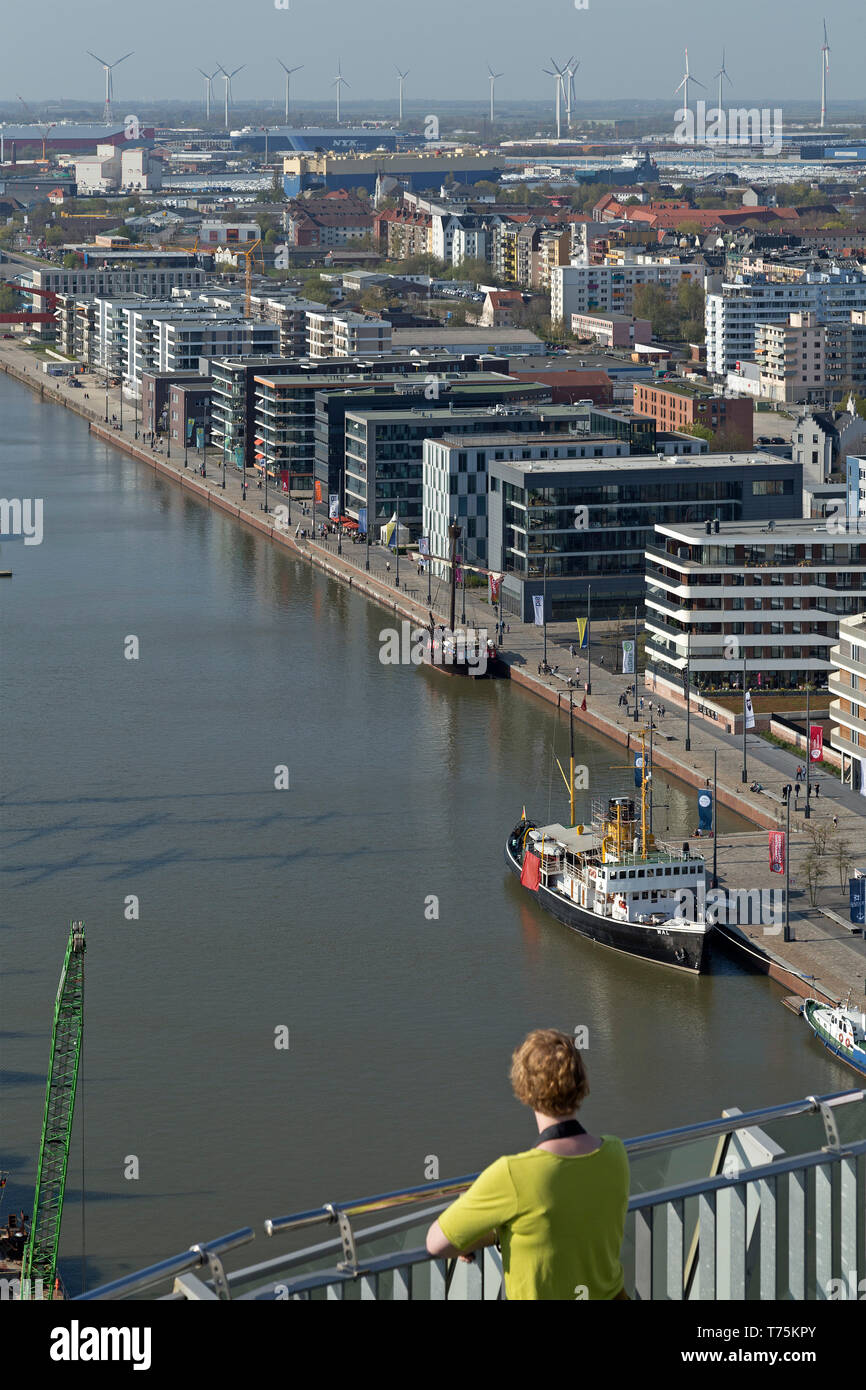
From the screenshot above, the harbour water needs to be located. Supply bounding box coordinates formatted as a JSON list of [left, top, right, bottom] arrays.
[[0, 374, 850, 1293]]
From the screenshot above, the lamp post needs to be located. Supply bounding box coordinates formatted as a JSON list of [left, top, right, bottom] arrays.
[[134, 389, 139, 441], [427, 542, 432, 606], [741, 655, 748, 784], [586, 583, 592, 695], [395, 498, 400, 587], [804, 682, 811, 819], [784, 787, 791, 942], [543, 557, 549, 670], [263, 454, 269, 514], [684, 631, 691, 753], [717, 750, 722, 889], [337, 459, 343, 556], [633, 606, 639, 723], [104, 363, 109, 423]]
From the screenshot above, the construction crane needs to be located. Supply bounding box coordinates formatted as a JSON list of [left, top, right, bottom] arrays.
[[239, 237, 264, 317], [16, 96, 55, 163], [20, 922, 86, 1299]]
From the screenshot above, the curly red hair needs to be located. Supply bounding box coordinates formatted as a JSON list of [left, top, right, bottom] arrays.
[[510, 1029, 589, 1117]]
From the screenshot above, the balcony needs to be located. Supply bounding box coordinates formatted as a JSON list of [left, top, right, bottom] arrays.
[[74, 1090, 866, 1303]]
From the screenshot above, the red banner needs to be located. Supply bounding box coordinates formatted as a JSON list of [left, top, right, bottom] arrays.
[[488, 573, 502, 604], [520, 850, 541, 891], [314, 480, 323, 503], [809, 725, 823, 763], [280, 470, 289, 492], [769, 831, 786, 875]]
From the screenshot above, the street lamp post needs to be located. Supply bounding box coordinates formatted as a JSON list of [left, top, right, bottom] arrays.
[[784, 788, 791, 943], [712, 747, 718, 889], [221, 428, 226, 489], [543, 558, 549, 670], [741, 656, 748, 784], [804, 683, 811, 819], [586, 583, 592, 696], [633, 606, 639, 724], [685, 631, 691, 753]]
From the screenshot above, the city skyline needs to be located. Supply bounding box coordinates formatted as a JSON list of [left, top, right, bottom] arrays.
[[3, 0, 862, 109]]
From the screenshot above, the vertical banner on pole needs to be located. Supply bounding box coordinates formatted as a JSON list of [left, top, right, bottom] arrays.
[[809, 726, 824, 763], [769, 831, 786, 875]]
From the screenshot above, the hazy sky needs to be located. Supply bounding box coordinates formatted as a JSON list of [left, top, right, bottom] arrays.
[[6, 0, 863, 108]]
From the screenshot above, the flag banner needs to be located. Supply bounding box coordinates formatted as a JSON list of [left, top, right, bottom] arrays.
[[358, 507, 367, 535], [234, 446, 244, 467], [419, 536, 430, 557], [455, 565, 463, 584], [329, 493, 340, 520], [744, 690, 755, 730], [769, 831, 786, 875], [314, 480, 323, 504], [520, 850, 541, 891], [489, 572, 502, 604], [634, 752, 649, 788], [580, 694, 587, 712], [186, 417, 195, 443], [281, 470, 289, 492], [383, 511, 398, 548], [809, 725, 824, 763], [622, 639, 635, 675], [532, 595, 545, 626], [850, 877, 866, 926], [196, 428, 204, 449], [698, 790, 713, 833], [575, 617, 587, 648]]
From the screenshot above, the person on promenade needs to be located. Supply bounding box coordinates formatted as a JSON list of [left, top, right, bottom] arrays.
[[426, 1029, 630, 1301]]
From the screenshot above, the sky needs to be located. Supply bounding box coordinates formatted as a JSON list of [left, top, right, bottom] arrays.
[[3, 0, 864, 109]]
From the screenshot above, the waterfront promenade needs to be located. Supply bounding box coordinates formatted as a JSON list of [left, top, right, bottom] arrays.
[[3, 346, 865, 1014]]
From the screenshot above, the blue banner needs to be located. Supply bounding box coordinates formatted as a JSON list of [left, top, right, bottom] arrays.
[[698, 789, 713, 833], [634, 753, 649, 787], [358, 507, 367, 536], [850, 877, 866, 925], [196, 428, 204, 449]]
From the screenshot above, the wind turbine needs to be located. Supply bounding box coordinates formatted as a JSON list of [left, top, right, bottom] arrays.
[[197, 67, 219, 123], [333, 60, 349, 124], [713, 48, 732, 117], [564, 58, 579, 130], [87, 50, 133, 125], [543, 58, 570, 139], [218, 64, 245, 131], [488, 66, 503, 124], [820, 20, 830, 128], [278, 61, 303, 123], [396, 67, 409, 123], [674, 47, 705, 119]]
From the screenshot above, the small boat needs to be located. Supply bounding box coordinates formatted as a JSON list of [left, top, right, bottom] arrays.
[[802, 997, 866, 1077], [505, 711, 711, 972]]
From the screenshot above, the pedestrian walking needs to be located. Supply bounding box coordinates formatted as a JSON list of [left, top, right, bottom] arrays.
[[569, 644, 575, 658], [600, 655, 605, 667], [795, 782, 801, 800], [815, 783, 820, 799], [833, 815, 838, 829]]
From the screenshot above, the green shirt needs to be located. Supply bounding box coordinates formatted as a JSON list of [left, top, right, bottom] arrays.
[[438, 1136, 629, 1301]]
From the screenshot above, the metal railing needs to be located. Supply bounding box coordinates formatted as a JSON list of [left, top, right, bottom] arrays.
[[74, 1089, 866, 1302]]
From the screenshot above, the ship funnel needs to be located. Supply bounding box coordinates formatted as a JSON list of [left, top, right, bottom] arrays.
[[608, 797, 635, 821]]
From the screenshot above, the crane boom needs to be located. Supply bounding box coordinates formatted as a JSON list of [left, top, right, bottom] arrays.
[[21, 922, 85, 1296]]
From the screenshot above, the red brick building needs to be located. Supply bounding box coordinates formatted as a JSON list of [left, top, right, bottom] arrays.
[[632, 383, 754, 446]]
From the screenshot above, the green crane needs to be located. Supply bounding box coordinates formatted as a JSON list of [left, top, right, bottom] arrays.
[[21, 921, 85, 1299]]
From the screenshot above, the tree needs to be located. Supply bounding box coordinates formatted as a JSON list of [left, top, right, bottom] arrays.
[[801, 847, 828, 907], [0, 285, 19, 313], [62, 252, 83, 268], [270, 170, 284, 203], [831, 834, 853, 890]]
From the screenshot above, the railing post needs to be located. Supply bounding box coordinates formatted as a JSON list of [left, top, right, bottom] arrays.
[[634, 1207, 653, 1301], [787, 1169, 807, 1300]]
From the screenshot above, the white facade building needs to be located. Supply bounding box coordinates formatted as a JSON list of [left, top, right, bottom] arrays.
[[551, 260, 702, 324], [705, 271, 866, 378], [829, 611, 866, 795]]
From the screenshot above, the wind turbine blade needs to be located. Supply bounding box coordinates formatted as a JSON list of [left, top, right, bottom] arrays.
[[87, 51, 108, 66], [115, 52, 134, 67]]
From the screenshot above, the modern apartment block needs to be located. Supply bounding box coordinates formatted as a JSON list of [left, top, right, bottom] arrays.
[[305, 311, 392, 359], [422, 432, 631, 576], [829, 612, 866, 795], [344, 400, 578, 539], [705, 270, 866, 378], [30, 265, 207, 299], [633, 382, 754, 447], [487, 455, 802, 622], [252, 358, 518, 495], [643, 516, 866, 698], [551, 260, 702, 323]]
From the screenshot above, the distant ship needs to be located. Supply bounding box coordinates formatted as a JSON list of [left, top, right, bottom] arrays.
[[802, 997, 866, 1077], [505, 718, 710, 971]]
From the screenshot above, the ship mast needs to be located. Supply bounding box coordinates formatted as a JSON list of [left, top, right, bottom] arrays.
[[640, 729, 648, 859], [448, 519, 460, 635], [569, 688, 575, 828]]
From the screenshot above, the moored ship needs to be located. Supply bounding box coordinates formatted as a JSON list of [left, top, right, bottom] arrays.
[[505, 724, 711, 972], [802, 997, 866, 1077]]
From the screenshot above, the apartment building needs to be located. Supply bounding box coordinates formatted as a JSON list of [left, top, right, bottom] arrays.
[[643, 516, 866, 698], [305, 310, 392, 359], [551, 259, 702, 323], [30, 266, 206, 299], [829, 612, 866, 795], [633, 382, 754, 446], [488, 455, 800, 622], [705, 270, 866, 378], [755, 311, 830, 403]]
